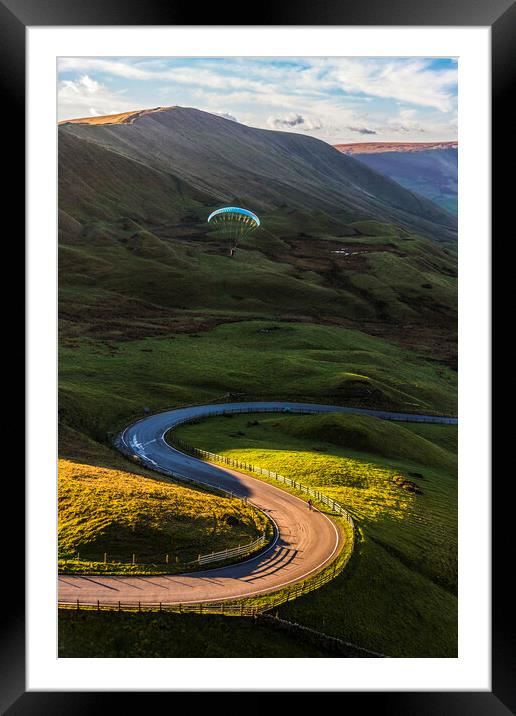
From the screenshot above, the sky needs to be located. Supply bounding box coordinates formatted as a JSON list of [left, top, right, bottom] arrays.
[[57, 56, 458, 144]]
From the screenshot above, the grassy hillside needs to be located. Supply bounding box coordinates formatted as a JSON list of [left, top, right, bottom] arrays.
[[59, 217, 457, 362], [276, 412, 455, 469], [59, 107, 457, 242], [58, 610, 338, 658], [59, 320, 457, 454], [59, 459, 268, 574], [172, 412, 457, 656]]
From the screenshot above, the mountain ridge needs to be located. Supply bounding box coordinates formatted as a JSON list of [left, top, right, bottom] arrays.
[[59, 106, 456, 243], [58, 106, 172, 126]]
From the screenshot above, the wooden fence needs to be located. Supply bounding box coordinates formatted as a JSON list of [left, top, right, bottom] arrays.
[[59, 531, 267, 570], [192, 531, 267, 566], [59, 552, 352, 616], [169, 425, 355, 529]]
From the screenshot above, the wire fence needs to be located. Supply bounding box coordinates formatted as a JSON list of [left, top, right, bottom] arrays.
[[59, 552, 353, 616], [209, 398, 458, 423], [59, 600, 266, 616], [59, 553, 182, 567]]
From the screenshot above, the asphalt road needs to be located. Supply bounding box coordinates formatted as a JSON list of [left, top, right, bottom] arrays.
[[58, 401, 456, 606]]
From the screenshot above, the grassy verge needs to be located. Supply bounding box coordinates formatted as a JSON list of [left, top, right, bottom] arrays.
[[171, 411, 457, 657], [58, 459, 271, 575], [58, 609, 341, 658]]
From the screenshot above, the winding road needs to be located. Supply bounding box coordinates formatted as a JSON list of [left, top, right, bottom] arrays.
[[58, 402, 456, 607]]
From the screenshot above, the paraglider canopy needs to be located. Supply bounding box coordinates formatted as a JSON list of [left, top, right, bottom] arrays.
[[207, 207, 260, 226], [207, 206, 260, 255]]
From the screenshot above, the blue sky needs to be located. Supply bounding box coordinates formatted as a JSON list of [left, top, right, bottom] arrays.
[[58, 57, 457, 144]]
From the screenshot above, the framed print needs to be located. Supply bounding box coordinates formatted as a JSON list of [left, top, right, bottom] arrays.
[[6, 0, 512, 709]]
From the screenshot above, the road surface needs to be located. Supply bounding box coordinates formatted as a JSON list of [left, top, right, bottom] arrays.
[[58, 402, 456, 606]]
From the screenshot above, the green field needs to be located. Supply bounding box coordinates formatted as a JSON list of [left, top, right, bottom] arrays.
[[58, 609, 344, 658], [172, 411, 458, 657], [60, 319, 457, 456], [58, 459, 269, 574], [59, 216, 457, 373]]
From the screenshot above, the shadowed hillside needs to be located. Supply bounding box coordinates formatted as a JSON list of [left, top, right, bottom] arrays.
[[59, 106, 456, 242]]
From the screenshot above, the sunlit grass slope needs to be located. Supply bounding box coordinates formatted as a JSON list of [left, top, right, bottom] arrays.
[[173, 412, 457, 656], [278, 412, 455, 469], [58, 459, 267, 574]]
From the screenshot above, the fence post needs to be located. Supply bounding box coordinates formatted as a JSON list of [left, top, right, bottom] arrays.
[[76, 599, 79, 611], [97, 600, 100, 611], [104, 552, 107, 564], [132, 554, 136, 565]]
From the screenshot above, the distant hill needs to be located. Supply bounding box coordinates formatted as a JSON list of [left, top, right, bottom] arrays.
[[334, 142, 458, 215], [59, 106, 456, 242], [334, 141, 457, 155]]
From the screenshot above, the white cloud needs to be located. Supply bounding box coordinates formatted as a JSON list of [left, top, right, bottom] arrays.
[[58, 58, 265, 93], [324, 58, 456, 113], [267, 113, 323, 130], [58, 74, 134, 120], [58, 57, 457, 114], [216, 112, 238, 122], [384, 108, 426, 134], [347, 126, 377, 135]]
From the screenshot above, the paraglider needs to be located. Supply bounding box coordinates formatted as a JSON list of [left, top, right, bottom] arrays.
[[207, 206, 260, 256]]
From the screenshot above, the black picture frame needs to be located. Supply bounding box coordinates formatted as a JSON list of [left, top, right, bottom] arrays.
[[6, 0, 512, 710]]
